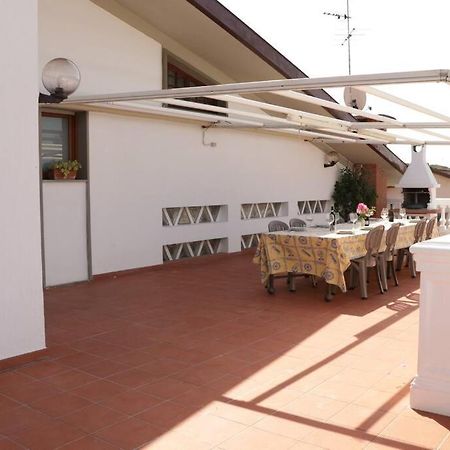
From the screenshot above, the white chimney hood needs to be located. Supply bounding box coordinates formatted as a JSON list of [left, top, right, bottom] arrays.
[[397, 145, 440, 189]]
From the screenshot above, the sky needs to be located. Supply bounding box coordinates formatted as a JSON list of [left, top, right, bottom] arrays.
[[218, 0, 450, 166]]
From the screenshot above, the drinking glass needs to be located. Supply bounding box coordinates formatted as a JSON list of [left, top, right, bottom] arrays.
[[381, 208, 388, 221], [399, 208, 407, 222], [305, 216, 313, 227], [349, 212, 358, 231]]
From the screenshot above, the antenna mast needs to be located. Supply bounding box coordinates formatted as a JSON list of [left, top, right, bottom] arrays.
[[346, 0, 351, 75], [323, 0, 354, 75]]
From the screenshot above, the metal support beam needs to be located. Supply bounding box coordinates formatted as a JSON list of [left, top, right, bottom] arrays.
[[356, 85, 450, 122], [350, 121, 450, 129], [316, 139, 450, 145], [64, 69, 449, 104]]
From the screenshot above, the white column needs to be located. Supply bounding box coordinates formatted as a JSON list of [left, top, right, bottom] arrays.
[[410, 235, 450, 416], [438, 205, 446, 232], [0, 0, 46, 360]]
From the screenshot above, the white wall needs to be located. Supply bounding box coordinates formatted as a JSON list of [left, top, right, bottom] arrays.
[[89, 112, 338, 274], [42, 181, 89, 286], [38, 0, 162, 96], [37, 0, 339, 277], [0, 1, 46, 359]]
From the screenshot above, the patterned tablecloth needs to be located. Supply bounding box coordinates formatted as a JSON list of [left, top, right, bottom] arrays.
[[253, 222, 435, 292]]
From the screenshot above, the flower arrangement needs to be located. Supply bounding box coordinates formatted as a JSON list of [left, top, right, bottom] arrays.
[[51, 160, 82, 179], [356, 203, 376, 222]]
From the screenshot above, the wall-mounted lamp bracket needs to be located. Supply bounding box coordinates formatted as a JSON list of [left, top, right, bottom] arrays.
[[38, 91, 67, 104]]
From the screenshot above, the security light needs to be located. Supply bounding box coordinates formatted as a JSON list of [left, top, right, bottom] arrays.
[[39, 58, 81, 103], [324, 151, 339, 168]]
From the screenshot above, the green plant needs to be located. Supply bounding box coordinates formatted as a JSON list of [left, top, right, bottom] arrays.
[[332, 167, 377, 221], [52, 160, 81, 178]]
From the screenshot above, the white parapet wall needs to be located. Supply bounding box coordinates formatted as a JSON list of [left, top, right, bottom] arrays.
[[0, 1, 46, 360], [42, 181, 89, 286], [410, 234, 450, 417]]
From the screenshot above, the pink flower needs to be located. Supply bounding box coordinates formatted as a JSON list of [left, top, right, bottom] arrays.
[[356, 203, 369, 215]]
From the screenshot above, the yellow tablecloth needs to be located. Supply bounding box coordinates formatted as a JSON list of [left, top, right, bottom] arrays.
[[253, 222, 434, 292]]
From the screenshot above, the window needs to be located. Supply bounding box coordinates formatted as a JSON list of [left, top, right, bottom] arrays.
[[165, 56, 226, 114], [40, 112, 76, 174], [40, 111, 87, 179]]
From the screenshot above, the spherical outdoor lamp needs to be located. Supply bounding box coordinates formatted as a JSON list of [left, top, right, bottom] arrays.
[[39, 58, 81, 103]]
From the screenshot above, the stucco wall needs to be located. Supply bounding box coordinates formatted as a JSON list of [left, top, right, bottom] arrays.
[[37, 0, 339, 278], [0, 1, 46, 359], [435, 175, 450, 198], [89, 112, 338, 274], [42, 181, 89, 286], [38, 0, 162, 95]]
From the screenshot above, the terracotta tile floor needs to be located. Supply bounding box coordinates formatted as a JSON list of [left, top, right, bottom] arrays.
[[1, 251, 450, 449]]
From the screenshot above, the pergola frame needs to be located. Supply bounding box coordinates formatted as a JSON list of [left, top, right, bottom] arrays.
[[63, 69, 450, 146]]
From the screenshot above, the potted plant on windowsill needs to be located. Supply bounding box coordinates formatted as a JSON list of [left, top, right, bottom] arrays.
[[50, 160, 82, 180]]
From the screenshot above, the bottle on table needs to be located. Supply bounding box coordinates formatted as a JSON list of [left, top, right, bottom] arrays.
[[329, 206, 336, 232], [388, 204, 395, 222]]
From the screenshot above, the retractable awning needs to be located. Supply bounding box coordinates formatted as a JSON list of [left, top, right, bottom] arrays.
[[51, 69, 450, 151]]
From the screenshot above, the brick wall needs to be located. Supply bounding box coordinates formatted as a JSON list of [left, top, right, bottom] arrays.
[[362, 164, 387, 217]]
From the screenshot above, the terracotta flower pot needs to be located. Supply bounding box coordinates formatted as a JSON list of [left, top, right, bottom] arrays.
[[52, 169, 77, 180]]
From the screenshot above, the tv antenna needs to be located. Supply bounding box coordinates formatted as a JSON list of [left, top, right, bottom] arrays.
[[323, 0, 353, 75], [324, 0, 367, 109]]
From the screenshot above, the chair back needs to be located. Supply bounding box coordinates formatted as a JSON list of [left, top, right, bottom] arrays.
[[289, 218, 306, 228], [384, 223, 400, 259], [425, 217, 437, 240], [413, 219, 427, 243], [364, 225, 385, 266], [268, 220, 289, 232]]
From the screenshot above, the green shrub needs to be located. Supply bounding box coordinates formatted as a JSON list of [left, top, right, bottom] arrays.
[[332, 167, 377, 221]]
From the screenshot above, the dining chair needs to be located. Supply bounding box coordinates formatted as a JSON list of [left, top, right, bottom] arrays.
[[268, 220, 289, 232], [396, 219, 427, 277], [288, 217, 317, 289], [380, 223, 400, 291], [289, 218, 306, 228], [425, 217, 437, 240], [266, 220, 289, 293], [408, 219, 427, 277], [348, 225, 385, 299], [266, 220, 316, 293]]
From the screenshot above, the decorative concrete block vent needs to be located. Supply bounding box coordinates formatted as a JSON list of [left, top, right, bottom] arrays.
[[163, 238, 228, 262], [241, 233, 261, 250], [162, 205, 227, 226], [240, 202, 288, 219], [298, 200, 329, 215]]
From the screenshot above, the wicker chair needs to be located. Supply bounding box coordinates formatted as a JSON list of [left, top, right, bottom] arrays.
[[348, 225, 385, 299], [289, 218, 306, 228], [266, 221, 289, 293], [396, 219, 427, 278], [380, 223, 400, 291], [425, 217, 437, 240], [268, 220, 289, 232], [266, 220, 316, 293]]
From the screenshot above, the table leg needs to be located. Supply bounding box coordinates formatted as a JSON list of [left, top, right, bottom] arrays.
[[288, 273, 296, 292], [396, 249, 405, 271], [266, 275, 275, 294], [325, 283, 334, 302]]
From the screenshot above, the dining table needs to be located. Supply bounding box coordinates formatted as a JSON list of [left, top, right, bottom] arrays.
[[253, 220, 436, 301]]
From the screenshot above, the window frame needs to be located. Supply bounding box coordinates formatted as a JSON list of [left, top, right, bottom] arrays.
[[40, 111, 77, 178], [162, 51, 227, 115]]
